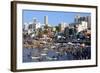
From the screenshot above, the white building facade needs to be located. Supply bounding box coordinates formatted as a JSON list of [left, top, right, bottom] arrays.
[[77, 21, 88, 32]]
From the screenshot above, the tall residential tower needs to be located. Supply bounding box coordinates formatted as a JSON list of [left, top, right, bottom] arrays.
[[44, 16, 48, 25]]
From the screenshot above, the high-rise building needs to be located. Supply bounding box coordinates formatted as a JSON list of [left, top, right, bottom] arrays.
[[59, 22, 67, 32], [87, 16, 91, 29], [73, 15, 91, 32], [74, 15, 81, 23], [77, 21, 88, 32], [74, 15, 91, 29], [44, 16, 48, 25], [28, 18, 41, 34]]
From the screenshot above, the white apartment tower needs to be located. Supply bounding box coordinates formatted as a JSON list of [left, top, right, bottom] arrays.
[[44, 16, 48, 25]]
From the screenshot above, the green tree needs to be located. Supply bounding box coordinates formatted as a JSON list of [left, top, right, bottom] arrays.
[[55, 26, 60, 32]]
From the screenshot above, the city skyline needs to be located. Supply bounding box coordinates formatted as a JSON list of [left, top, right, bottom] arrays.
[[22, 10, 91, 63], [23, 10, 91, 26]]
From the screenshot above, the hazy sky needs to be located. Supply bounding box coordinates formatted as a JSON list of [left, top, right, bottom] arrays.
[[23, 10, 90, 26]]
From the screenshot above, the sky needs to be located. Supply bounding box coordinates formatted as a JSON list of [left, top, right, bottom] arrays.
[[23, 10, 90, 26]]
